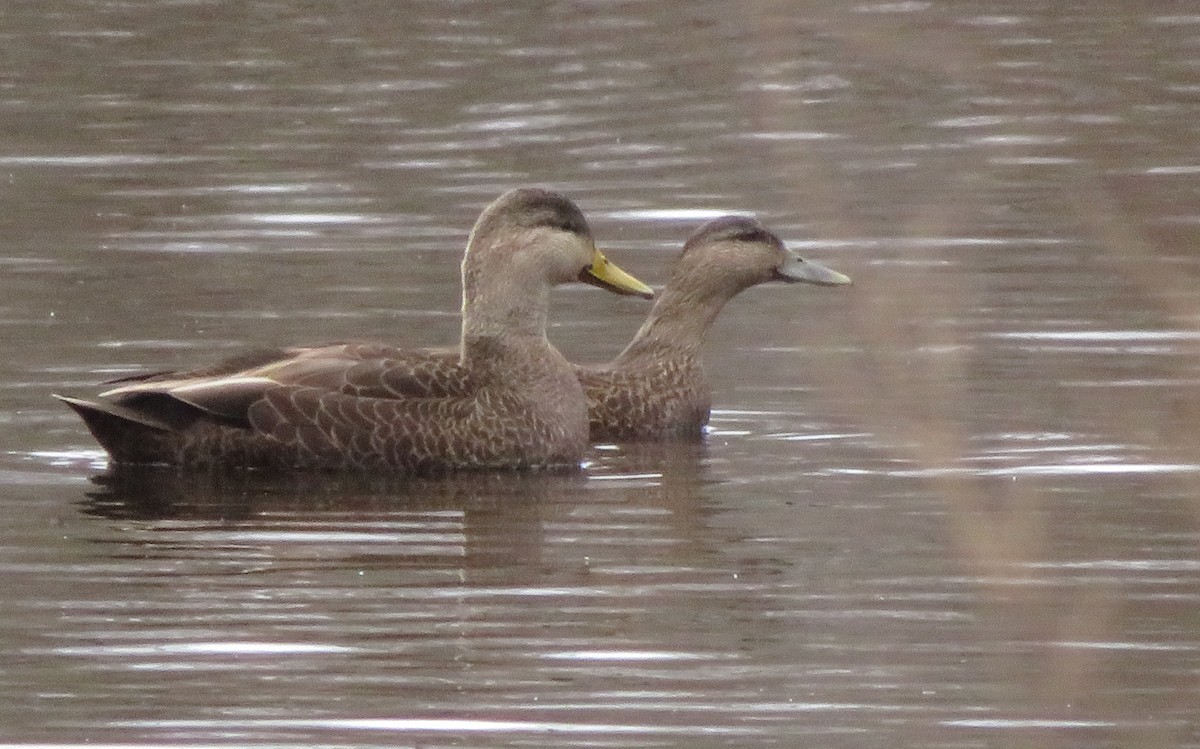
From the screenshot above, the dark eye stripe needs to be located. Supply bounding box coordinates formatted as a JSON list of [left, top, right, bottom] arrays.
[[685, 215, 777, 249], [545, 211, 588, 235], [721, 226, 772, 244]]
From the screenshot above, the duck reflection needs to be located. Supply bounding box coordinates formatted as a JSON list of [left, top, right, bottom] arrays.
[[586, 439, 717, 534], [82, 468, 583, 574], [78, 441, 715, 578]]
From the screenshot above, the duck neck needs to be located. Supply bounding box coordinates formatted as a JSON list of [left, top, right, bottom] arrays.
[[461, 290, 550, 344], [460, 252, 553, 345], [614, 282, 733, 366]]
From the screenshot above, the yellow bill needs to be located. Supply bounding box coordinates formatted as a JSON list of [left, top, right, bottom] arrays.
[[579, 248, 654, 299]]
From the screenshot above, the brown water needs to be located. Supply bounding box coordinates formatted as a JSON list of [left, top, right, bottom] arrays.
[[3, 1, 1199, 747]]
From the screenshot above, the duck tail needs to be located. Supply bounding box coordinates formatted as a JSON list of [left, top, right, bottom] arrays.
[[52, 394, 182, 464]]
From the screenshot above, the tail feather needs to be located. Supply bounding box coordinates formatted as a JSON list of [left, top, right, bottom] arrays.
[[53, 394, 183, 465]]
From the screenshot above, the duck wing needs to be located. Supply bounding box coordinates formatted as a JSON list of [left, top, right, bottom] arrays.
[[57, 345, 483, 468], [246, 385, 487, 471], [337, 349, 471, 399], [228, 344, 470, 399], [100, 347, 296, 386]]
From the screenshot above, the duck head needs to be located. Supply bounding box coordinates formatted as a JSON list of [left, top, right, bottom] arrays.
[[676, 215, 851, 294], [460, 188, 652, 340], [463, 188, 653, 302]]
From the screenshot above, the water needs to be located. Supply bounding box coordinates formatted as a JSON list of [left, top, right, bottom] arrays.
[[3, 1, 1199, 746]]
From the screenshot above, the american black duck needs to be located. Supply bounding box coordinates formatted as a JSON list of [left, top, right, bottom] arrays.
[[56, 188, 654, 472], [579, 215, 851, 440], [226, 215, 851, 442]]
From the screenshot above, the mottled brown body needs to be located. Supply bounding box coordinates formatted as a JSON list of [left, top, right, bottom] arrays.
[[230, 216, 850, 443], [56, 188, 654, 473], [575, 215, 849, 440], [65, 341, 585, 472], [578, 356, 711, 441]]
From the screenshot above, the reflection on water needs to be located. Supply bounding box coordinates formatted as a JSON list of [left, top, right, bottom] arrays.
[[2, 0, 1199, 746], [7, 431, 1193, 746]]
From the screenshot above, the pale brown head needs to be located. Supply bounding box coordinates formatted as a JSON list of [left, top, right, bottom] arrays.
[[617, 215, 850, 363], [462, 188, 652, 315], [670, 215, 851, 298]]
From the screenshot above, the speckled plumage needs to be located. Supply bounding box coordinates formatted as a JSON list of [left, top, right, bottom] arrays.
[[218, 216, 851, 442], [575, 216, 850, 440], [576, 356, 710, 441], [56, 188, 653, 472]]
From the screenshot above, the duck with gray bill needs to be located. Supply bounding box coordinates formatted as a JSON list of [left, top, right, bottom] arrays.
[[579, 214, 851, 440], [192, 214, 851, 443]]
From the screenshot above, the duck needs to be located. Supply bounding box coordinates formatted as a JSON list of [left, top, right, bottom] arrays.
[[578, 215, 851, 440], [210, 215, 851, 442], [55, 187, 654, 472]]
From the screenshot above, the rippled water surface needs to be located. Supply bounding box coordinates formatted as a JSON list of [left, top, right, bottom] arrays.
[[3, 1, 1199, 747]]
